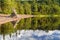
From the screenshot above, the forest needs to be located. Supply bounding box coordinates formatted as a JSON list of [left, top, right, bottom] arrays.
[[0, 0, 60, 34]]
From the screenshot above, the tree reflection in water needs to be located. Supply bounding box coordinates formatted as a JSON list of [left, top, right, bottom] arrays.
[[0, 30, 60, 40], [0, 17, 60, 40], [0, 22, 15, 40]]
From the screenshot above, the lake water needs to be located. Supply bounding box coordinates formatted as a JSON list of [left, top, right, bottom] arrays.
[[0, 30, 60, 40], [0, 17, 60, 40]]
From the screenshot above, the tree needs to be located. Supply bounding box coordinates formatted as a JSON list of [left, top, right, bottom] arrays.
[[31, 0, 38, 29], [1, 0, 17, 14], [0, 22, 15, 40], [16, 1, 24, 30], [16, 0, 24, 14], [23, 2, 32, 29]]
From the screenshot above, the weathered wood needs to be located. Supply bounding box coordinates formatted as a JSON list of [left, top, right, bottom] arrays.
[[10, 9, 18, 18]]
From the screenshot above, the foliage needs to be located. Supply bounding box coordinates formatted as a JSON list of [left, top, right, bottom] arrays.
[[0, 0, 60, 34]]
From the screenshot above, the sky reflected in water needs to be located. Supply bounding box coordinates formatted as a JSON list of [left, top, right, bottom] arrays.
[[0, 30, 60, 40]]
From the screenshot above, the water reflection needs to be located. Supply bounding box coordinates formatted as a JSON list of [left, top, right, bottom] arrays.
[[0, 30, 60, 40], [0, 17, 60, 40]]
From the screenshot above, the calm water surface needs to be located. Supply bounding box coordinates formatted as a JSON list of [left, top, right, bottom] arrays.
[[0, 30, 60, 40]]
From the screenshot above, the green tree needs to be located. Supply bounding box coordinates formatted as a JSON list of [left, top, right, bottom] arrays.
[[0, 22, 14, 34], [31, 0, 38, 29], [23, 2, 32, 29], [1, 0, 17, 14], [16, 0, 24, 14], [16, 1, 24, 30]]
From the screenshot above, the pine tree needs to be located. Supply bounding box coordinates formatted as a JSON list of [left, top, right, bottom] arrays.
[[24, 2, 32, 29], [16, 1, 24, 30], [1, 0, 17, 14], [31, 0, 38, 29]]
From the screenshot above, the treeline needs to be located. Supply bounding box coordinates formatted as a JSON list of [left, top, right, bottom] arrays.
[[0, 0, 60, 34], [0, 0, 60, 14]]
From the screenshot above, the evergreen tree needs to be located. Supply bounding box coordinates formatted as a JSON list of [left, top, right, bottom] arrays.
[[1, 0, 17, 14], [31, 0, 38, 29], [16, 1, 24, 30], [24, 2, 32, 29]]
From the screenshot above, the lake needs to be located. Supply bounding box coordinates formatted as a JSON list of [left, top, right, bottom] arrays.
[[1, 0, 60, 40], [0, 17, 60, 40], [0, 30, 60, 40]]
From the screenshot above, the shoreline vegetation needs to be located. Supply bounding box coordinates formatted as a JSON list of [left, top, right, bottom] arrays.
[[0, 0, 60, 35]]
